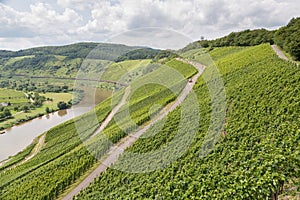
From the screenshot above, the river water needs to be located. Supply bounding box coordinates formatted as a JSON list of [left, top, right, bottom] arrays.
[[0, 89, 111, 162]]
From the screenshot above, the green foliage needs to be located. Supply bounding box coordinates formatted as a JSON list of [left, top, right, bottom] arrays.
[[32, 92, 45, 107], [102, 59, 197, 143], [3, 109, 11, 117], [153, 50, 179, 62], [114, 48, 160, 62], [181, 29, 275, 53], [21, 105, 29, 112], [45, 107, 50, 113], [0, 143, 36, 171], [274, 17, 300, 60], [57, 101, 69, 110]]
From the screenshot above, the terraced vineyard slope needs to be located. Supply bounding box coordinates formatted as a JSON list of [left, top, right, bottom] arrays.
[[75, 44, 300, 199]]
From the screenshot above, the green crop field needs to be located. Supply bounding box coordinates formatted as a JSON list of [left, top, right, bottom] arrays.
[[0, 88, 28, 103], [0, 88, 30, 124]]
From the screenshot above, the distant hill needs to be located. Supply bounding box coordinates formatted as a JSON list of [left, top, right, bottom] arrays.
[[0, 43, 139, 60], [0, 43, 161, 77], [181, 17, 300, 61], [114, 48, 160, 62]]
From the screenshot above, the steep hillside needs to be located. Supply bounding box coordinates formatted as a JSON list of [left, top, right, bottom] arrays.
[[75, 44, 300, 199]]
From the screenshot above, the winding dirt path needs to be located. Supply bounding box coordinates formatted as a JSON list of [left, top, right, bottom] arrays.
[[62, 59, 206, 200], [91, 87, 131, 138], [23, 134, 46, 163], [271, 45, 289, 61]]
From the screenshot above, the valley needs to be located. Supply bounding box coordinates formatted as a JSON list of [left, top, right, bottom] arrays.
[[0, 17, 299, 200]]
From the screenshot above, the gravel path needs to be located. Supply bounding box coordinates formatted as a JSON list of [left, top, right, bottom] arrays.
[[271, 45, 289, 61], [91, 87, 131, 138]]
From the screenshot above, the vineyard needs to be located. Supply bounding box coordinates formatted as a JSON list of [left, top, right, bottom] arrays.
[[74, 44, 300, 199], [0, 59, 197, 199]]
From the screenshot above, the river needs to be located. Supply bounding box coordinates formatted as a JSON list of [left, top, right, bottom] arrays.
[[0, 88, 111, 162]]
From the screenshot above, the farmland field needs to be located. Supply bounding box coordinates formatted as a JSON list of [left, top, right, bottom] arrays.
[[0, 88, 28, 105], [0, 92, 73, 130]]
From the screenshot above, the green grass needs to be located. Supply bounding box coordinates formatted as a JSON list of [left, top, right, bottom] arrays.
[[0, 88, 28, 103], [208, 46, 246, 60], [0, 88, 30, 125], [4, 56, 34, 66], [180, 48, 207, 59], [101, 59, 151, 82], [42, 92, 73, 107], [180, 46, 247, 66]]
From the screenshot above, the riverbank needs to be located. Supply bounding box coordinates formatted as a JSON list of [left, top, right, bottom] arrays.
[[0, 88, 112, 161], [0, 92, 73, 131]]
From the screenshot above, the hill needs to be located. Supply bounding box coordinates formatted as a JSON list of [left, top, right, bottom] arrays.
[[0, 43, 161, 78], [0, 43, 136, 60], [181, 17, 300, 61]]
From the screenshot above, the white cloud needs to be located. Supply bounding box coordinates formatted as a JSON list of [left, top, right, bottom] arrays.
[[0, 0, 299, 50], [57, 0, 92, 11]]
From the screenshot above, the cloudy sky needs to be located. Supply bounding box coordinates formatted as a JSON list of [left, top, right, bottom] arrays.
[[0, 0, 299, 50]]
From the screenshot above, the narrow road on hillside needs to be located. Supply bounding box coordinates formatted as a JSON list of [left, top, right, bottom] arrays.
[[271, 45, 289, 61], [62, 59, 206, 200], [91, 87, 131, 138]]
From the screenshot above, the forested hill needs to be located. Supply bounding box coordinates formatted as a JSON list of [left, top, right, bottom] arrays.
[[0, 43, 161, 77], [0, 43, 142, 60], [181, 17, 300, 61]]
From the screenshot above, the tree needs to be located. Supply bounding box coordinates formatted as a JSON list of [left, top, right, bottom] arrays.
[[45, 107, 50, 113], [22, 105, 29, 112], [57, 101, 68, 110], [3, 108, 11, 117]]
